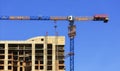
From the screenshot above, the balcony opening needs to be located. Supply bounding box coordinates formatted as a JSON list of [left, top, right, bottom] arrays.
[[0, 61, 4, 64], [8, 44, 18, 47], [35, 66, 38, 69], [20, 67, 22, 71], [0, 50, 4, 54], [13, 51, 18, 55], [13, 67, 17, 71], [0, 66, 4, 70], [59, 66, 64, 70], [35, 44, 43, 50], [35, 61, 38, 64], [19, 50, 23, 55], [8, 61, 12, 65], [47, 66, 52, 70], [0, 44, 4, 49], [47, 56, 52, 60], [0, 56, 4, 59], [47, 50, 52, 54], [59, 61, 64, 64], [35, 56, 43, 61], [13, 56, 18, 60], [8, 66, 12, 70], [40, 66, 44, 70], [47, 44, 52, 49], [20, 62, 22, 65], [47, 61, 52, 65], [8, 56, 12, 59], [40, 61, 43, 64], [19, 57, 24, 62]]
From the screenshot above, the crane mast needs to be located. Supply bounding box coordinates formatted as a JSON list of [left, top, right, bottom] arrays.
[[68, 20, 75, 71], [0, 14, 108, 71]]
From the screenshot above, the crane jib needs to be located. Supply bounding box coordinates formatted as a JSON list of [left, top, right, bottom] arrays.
[[0, 16, 51, 20], [0, 15, 108, 23], [0, 16, 68, 20], [0, 16, 92, 20]]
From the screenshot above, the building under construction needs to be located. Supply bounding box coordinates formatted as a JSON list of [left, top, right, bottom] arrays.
[[0, 36, 65, 71]]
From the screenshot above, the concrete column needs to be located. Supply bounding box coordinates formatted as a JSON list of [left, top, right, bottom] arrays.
[[44, 37, 47, 71], [17, 62, 20, 71], [32, 43, 35, 71], [23, 66, 24, 71], [53, 43, 56, 71], [4, 43, 8, 71]]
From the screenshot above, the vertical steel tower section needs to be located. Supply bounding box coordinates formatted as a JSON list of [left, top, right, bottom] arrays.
[[68, 16, 76, 71], [70, 37, 74, 71]]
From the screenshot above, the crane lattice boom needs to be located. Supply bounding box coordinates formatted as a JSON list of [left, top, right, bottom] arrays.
[[0, 15, 108, 22]]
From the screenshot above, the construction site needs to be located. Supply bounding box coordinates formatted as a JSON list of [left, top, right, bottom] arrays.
[[0, 36, 65, 71], [0, 14, 108, 71]]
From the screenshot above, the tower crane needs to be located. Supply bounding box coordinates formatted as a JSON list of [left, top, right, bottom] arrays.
[[0, 14, 108, 71]]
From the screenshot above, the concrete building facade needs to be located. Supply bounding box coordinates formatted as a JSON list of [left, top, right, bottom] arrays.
[[0, 36, 65, 71]]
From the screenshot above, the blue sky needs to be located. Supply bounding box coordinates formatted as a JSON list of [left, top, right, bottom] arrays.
[[0, 0, 120, 71]]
